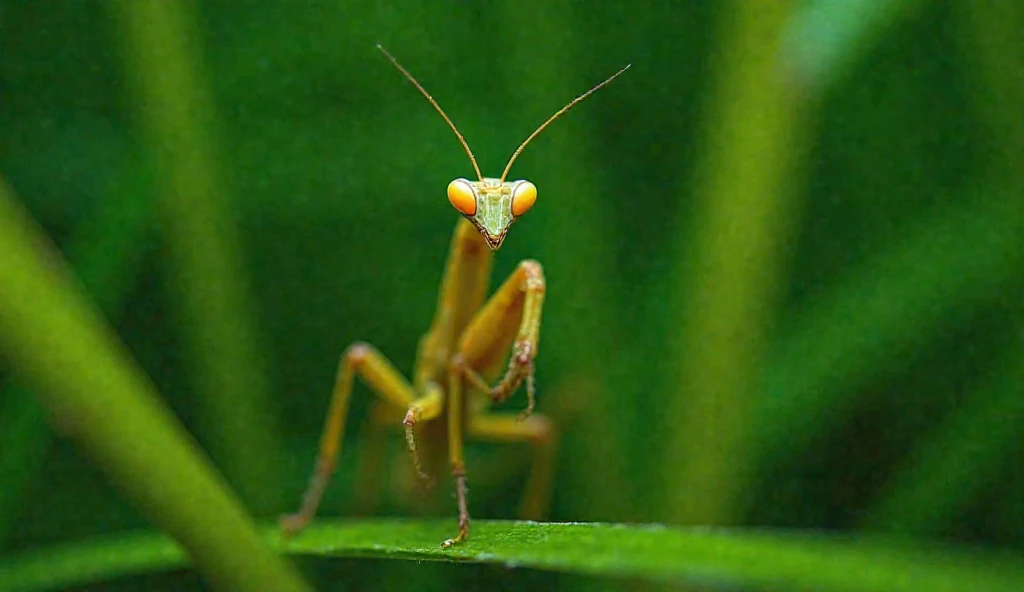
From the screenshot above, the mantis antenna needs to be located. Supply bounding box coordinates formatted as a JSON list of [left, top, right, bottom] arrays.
[[377, 44, 484, 182], [377, 44, 630, 185], [499, 62, 631, 183]]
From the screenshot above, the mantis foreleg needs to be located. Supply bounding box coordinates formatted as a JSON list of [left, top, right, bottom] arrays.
[[442, 259, 547, 547]]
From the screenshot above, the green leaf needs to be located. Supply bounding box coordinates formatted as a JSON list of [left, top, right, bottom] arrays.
[[2, 520, 1023, 592]]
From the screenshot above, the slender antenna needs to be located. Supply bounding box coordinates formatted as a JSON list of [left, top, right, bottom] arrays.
[[377, 44, 484, 182], [500, 63, 631, 183]]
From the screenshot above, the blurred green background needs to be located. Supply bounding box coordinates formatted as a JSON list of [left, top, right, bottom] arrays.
[[1, 0, 1023, 590]]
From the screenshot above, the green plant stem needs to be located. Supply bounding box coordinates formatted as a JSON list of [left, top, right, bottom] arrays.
[[782, 0, 924, 92], [0, 181, 312, 592], [752, 191, 1024, 489], [0, 167, 154, 548], [862, 0, 1024, 534], [956, 1, 1024, 191], [107, 0, 282, 512], [664, 1, 808, 525], [863, 340, 1024, 532], [0, 389, 49, 549]]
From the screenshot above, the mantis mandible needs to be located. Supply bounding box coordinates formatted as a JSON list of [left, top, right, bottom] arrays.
[[280, 45, 629, 548]]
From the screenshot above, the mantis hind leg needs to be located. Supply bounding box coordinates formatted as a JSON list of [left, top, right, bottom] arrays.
[[466, 374, 591, 520], [350, 402, 402, 515], [469, 411, 558, 520], [280, 341, 441, 536]]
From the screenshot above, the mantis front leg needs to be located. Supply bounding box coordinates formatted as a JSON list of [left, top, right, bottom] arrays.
[[459, 259, 545, 416], [443, 259, 546, 547]]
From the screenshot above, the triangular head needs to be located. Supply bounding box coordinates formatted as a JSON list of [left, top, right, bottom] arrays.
[[377, 44, 629, 251]]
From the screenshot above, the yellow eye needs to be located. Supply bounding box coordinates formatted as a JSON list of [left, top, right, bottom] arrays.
[[511, 181, 537, 217], [447, 178, 476, 216]]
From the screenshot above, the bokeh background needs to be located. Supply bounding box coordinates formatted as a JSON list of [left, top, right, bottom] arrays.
[[1, 1, 1022, 590]]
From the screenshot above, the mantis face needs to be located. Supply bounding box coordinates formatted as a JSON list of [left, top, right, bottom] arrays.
[[376, 44, 627, 251], [447, 177, 537, 250]]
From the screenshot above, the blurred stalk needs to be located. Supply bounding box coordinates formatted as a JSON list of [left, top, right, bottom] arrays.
[[734, 0, 943, 503], [753, 192, 1024, 474], [0, 171, 153, 548], [863, 337, 1024, 533], [0, 180, 312, 592], [0, 390, 48, 548], [955, 1, 1024, 193], [108, 0, 283, 512], [497, 2, 630, 521], [782, 0, 923, 93], [663, 2, 808, 525], [861, 0, 1024, 534]]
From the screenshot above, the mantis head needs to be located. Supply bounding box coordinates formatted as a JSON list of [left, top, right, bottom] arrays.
[[445, 177, 534, 250], [377, 44, 629, 251]]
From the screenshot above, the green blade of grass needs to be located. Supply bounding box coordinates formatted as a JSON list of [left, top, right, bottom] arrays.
[[955, 1, 1024, 190], [0, 388, 50, 549], [863, 337, 1024, 532], [752, 191, 1024, 482], [1, 519, 1023, 592], [0, 180, 312, 592], [108, 0, 282, 511], [782, 0, 923, 92], [0, 166, 154, 548], [664, 1, 809, 525], [863, 0, 1024, 535]]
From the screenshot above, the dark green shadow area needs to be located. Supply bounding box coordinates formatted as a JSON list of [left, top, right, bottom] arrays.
[[2, 520, 1023, 592]]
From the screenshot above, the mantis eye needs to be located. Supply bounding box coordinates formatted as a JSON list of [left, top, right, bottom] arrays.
[[447, 178, 477, 216], [511, 181, 537, 217]]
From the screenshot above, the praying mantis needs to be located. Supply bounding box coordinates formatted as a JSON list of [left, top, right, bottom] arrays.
[[280, 45, 629, 548]]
